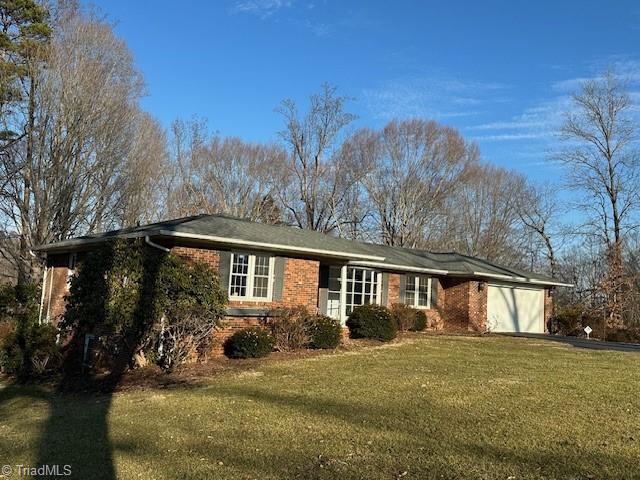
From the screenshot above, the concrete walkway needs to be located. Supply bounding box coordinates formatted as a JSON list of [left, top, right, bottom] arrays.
[[501, 333, 640, 353]]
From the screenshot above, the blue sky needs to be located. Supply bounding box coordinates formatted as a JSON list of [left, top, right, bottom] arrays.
[[92, 0, 640, 182]]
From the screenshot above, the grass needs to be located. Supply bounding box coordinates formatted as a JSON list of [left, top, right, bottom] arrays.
[[0, 335, 639, 479]]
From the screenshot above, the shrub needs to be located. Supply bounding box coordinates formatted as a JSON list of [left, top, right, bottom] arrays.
[[0, 284, 40, 325], [551, 305, 583, 336], [308, 315, 342, 349], [411, 310, 428, 332], [346, 304, 396, 342], [0, 320, 16, 346], [606, 327, 640, 344], [267, 306, 311, 351], [0, 322, 61, 378], [390, 304, 428, 332], [390, 303, 414, 332], [152, 257, 226, 371], [223, 327, 274, 359], [63, 239, 227, 373]]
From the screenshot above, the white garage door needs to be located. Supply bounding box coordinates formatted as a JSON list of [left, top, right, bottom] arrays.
[[486, 284, 545, 333]]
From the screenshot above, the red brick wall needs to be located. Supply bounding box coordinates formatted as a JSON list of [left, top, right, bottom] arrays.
[[42, 254, 72, 324], [282, 258, 320, 309], [172, 246, 219, 270], [427, 279, 446, 330], [442, 278, 488, 332], [173, 247, 319, 311], [442, 278, 469, 329], [386, 274, 446, 330], [387, 273, 401, 305], [170, 247, 320, 356], [544, 288, 553, 332], [468, 281, 487, 332]]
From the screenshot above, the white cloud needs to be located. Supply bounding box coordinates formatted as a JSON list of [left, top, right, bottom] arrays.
[[362, 75, 507, 121], [467, 120, 546, 131], [471, 132, 550, 142], [552, 58, 640, 92], [232, 0, 293, 18]]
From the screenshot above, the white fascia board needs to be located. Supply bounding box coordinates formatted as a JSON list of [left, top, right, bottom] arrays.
[[348, 260, 448, 275], [469, 271, 574, 288], [158, 230, 386, 261]]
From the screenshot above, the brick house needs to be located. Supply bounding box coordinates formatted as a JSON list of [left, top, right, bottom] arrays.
[[35, 214, 571, 348]]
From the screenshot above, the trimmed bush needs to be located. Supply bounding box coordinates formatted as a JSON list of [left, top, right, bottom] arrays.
[[223, 327, 274, 359], [267, 306, 311, 351], [390, 303, 416, 331], [346, 304, 396, 342], [411, 310, 428, 332], [0, 323, 61, 378], [391, 303, 428, 332], [308, 315, 342, 349]]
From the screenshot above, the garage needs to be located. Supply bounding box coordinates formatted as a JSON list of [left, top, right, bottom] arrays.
[[486, 284, 545, 333]]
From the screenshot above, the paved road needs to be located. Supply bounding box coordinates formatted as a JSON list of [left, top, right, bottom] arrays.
[[501, 333, 640, 353]]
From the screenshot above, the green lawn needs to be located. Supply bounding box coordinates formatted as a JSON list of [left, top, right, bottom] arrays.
[[0, 335, 639, 479]]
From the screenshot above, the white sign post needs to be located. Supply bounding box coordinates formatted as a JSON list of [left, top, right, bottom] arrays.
[[584, 325, 593, 340]]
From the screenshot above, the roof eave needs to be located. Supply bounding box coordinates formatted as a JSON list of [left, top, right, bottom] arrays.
[[348, 260, 448, 275], [157, 230, 386, 262], [464, 270, 574, 287], [33, 230, 157, 253]]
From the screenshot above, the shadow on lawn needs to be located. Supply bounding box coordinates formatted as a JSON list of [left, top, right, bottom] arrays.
[[0, 242, 165, 480], [193, 384, 640, 479], [2, 378, 636, 480]]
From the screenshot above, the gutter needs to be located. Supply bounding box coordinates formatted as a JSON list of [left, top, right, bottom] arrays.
[[35, 232, 573, 288], [459, 272, 575, 287], [348, 260, 448, 275], [157, 230, 386, 262]]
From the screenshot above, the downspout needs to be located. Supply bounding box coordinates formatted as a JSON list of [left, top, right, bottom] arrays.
[[38, 262, 48, 325], [46, 263, 54, 322], [145, 236, 170, 252], [144, 236, 170, 365]]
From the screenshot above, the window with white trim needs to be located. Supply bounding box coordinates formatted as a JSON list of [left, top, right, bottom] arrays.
[[405, 275, 432, 308], [345, 267, 380, 316], [229, 253, 274, 300]]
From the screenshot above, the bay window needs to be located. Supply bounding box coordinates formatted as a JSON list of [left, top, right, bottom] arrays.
[[229, 253, 274, 301], [326, 266, 382, 321], [345, 267, 380, 316]]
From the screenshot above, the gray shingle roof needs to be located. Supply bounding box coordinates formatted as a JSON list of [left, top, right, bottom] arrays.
[[36, 214, 570, 286]]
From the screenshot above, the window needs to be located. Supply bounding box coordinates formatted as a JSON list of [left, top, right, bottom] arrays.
[[405, 275, 433, 309], [345, 267, 379, 316], [229, 253, 273, 300], [326, 266, 342, 320]]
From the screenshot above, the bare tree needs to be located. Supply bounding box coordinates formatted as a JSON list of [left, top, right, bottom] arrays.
[[356, 119, 478, 247], [558, 71, 638, 329], [276, 83, 360, 232], [441, 164, 529, 265], [167, 118, 287, 222], [114, 113, 168, 228], [517, 183, 560, 276], [0, 4, 157, 283]]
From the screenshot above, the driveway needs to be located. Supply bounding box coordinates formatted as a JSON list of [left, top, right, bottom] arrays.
[[502, 333, 640, 353]]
